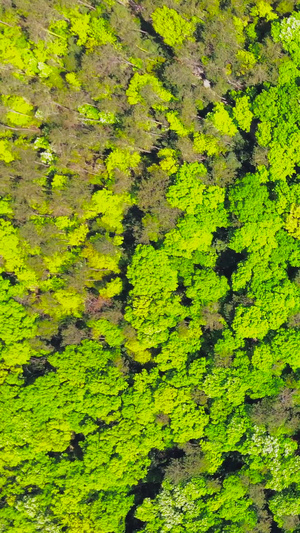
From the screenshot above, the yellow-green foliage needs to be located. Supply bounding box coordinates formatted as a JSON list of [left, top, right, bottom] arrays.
[[233, 95, 253, 132], [158, 148, 179, 174], [152, 6, 197, 47], [83, 189, 133, 233], [126, 73, 174, 105], [105, 149, 140, 178], [0, 139, 14, 163], [166, 111, 192, 137], [78, 104, 116, 124], [0, 220, 37, 286], [82, 243, 121, 274], [68, 10, 116, 49], [193, 133, 221, 155], [236, 49, 257, 74], [2, 95, 36, 127], [285, 204, 300, 238], [209, 103, 238, 137], [251, 1, 278, 21], [99, 277, 123, 298]]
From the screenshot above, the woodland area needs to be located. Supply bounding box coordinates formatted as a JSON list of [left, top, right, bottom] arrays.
[[1, 0, 300, 531]]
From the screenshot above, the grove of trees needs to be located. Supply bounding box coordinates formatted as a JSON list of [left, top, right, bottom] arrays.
[[1, 0, 300, 532]]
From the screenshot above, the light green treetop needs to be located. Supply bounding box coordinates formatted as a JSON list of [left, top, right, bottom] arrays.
[[151, 6, 198, 48]]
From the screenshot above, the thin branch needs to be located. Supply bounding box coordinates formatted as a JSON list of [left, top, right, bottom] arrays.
[[89, 268, 112, 272], [6, 109, 33, 118], [42, 27, 67, 40], [34, 160, 50, 167], [77, 0, 96, 9], [135, 45, 150, 54], [119, 54, 140, 68], [115, 0, 129, 6], [0, 122, 39, 133], [136, 148, 152, 153], [131, 29, 149, 34], [226, 78, 244, 90], [0, 20, 14, 28], [52, 101, 73, 112]]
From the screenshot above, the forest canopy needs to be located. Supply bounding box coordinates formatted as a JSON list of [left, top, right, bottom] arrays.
[[1, 0, 300, 532]]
